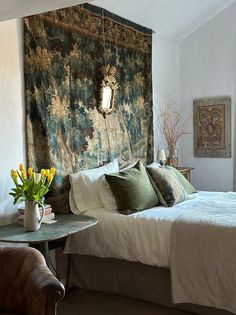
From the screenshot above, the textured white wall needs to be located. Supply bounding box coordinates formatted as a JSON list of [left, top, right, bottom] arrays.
[[0, 19, 25, 225], [180, 2, 236, 191], [152, 34, 181, 159]]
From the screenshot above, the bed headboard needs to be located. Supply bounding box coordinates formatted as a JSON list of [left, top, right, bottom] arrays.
[[24, 4, 153, 213]]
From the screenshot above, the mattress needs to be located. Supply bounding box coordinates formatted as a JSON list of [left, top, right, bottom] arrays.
[[64, 191, 232, 267]]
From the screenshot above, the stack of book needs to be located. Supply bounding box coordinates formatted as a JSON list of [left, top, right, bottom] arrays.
[[18, 204, 55, 226]]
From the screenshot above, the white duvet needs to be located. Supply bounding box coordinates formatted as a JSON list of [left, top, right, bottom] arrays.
[[64, 191, 235, 267]]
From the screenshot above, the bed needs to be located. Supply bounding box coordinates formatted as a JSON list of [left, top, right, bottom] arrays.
[[62, 160, 236, 315]]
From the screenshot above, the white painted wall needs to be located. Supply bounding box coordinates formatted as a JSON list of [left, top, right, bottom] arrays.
[[180, 2, 236, 191], [0, 19, 25, 225], [153, 34, 180, 158]]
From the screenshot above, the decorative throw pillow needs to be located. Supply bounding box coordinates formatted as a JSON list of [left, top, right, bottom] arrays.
[[105, 161, 159, 214], [146, 162, 166, 205], [166, 166, 197, 194], [69, 159, 119, 214], [147, 166, 189, 207]]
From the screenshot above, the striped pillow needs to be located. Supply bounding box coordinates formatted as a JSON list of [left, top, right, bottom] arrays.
[[147, 166, 189, 207]]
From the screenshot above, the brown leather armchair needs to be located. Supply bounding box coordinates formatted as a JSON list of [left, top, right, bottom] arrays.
[[0, 246, 65, 315]]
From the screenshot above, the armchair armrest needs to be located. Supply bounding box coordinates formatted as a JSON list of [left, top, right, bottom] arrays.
[[0, 246, 65, 315]]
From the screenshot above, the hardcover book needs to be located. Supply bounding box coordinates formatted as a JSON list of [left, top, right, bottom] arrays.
[[18, 212, 55, 225]]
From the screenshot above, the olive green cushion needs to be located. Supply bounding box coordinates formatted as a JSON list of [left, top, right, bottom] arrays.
[[167, 166, 197, 194], [147, 166, 189, 207], [105, 161, 159, 214]]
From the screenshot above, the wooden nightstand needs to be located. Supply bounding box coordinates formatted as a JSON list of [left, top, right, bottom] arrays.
[[176, 167, 194, 183]]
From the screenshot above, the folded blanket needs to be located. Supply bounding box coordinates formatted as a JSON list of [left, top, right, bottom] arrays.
[[170, 192, 236, 314]]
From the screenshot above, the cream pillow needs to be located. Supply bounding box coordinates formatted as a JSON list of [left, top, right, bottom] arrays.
[[69, 188, 78, 214], [146, 161, 161, 168], [98, 175, 117, 212], [69, 159, 119, 214]]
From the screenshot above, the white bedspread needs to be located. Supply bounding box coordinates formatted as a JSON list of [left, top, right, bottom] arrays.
[[64, 191, 231, 267], [170, 191, 236, 313]]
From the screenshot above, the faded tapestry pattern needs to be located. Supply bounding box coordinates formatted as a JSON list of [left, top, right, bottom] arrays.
[[24, 4, 153, 212], [197, 105, 225, 150], [193, 97, 231, 158]]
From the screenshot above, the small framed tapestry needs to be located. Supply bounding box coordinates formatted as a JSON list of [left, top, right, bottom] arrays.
[[193, 97, 231, 158]]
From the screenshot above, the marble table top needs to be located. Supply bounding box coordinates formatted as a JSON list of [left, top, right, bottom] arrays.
[[0, 214, 97, 244]]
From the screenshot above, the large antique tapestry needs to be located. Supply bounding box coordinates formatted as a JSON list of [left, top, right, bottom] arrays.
[[24, 4, 153, 212]]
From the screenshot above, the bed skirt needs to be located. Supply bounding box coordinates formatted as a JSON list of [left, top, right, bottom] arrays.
[[61, 254, 233, 315]]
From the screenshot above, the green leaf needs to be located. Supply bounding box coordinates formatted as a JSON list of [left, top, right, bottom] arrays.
[[11, 187, 19, 193]]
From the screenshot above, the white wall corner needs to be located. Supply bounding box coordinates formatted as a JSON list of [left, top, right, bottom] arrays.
[[179, 2, 236, 191], [152, 34, 181, 160]]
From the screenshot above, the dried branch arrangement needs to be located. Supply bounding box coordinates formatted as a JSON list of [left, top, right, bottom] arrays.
[[158, 104, 190, 148]]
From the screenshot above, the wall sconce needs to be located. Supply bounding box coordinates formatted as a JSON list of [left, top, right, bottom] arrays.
[[157, 149, 166, 166]]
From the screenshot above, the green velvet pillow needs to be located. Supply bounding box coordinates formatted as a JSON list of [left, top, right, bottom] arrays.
[[147, 166, 189, 207], [167, 166, 197, 194], [105, 161, 159, 214]]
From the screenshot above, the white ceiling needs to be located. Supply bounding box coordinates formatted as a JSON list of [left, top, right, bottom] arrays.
[[0, 0, 87, 22], [0, 0, 235, 41], [92, 0, 235, 40]]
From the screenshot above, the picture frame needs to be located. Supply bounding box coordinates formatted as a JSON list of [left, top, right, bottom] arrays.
[[193, 97, 231, 158]]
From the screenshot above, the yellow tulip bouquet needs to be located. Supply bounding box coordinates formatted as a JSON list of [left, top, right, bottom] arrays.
[[10, 163, 56, 206]]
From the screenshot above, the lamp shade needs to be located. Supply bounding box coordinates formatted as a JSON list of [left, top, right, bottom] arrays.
[[157, 149, 166, 162]]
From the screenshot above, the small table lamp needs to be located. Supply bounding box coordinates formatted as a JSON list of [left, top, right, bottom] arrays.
[[157, 149, 166, 166]]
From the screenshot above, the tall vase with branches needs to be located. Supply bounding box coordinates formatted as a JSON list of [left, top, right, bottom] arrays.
[[158, 103, 190, 167]]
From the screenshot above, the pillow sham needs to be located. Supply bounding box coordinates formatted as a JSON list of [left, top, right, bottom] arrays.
[[69, 188, 79, 214], [98, 175, 117, 212], [146, 161, 161, 168], [167, 166, 197, 194], [105, 160, 159, 214], [69, 159, 119, 214], [147, 166, 189, 207]]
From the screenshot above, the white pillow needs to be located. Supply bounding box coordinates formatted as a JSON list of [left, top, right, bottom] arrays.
[[119, 160, 137, 171], [69, 188, 78, 214], [98, 175, 117, 212], [69, 159, 119, 214], [146, 161, 161, 168]]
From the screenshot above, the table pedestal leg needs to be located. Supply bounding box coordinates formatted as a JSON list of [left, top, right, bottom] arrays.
[[39, 241, 50, 266]]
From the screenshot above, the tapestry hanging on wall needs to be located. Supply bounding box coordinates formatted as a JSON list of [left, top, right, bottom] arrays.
[[24, 4, 153, 212], [193, 97, 231, 158]]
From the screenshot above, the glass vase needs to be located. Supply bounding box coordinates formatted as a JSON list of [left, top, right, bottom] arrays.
[[166, 145, 178, 168]]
